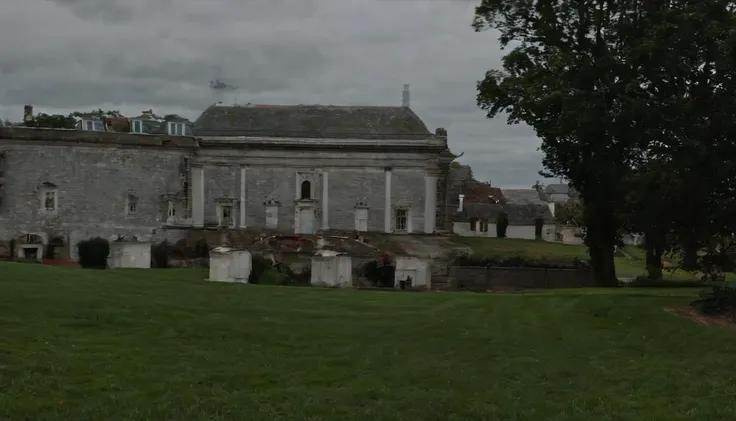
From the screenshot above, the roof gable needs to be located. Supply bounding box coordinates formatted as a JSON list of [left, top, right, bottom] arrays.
[[193, 104, 432, 139]]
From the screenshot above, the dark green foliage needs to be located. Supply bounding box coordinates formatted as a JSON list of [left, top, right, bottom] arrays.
[[193, 240, 209, 258], [77, 237, 110, 269], [248, 255, 273, 284], [691, 285, 736, 316], [453, 254, 589, 271], [364, 260, 396, 288], [248, 255, 308, 285], [495, 213, 508, 238], [25, 113, 77, 129], [151, 242, 171, 268]]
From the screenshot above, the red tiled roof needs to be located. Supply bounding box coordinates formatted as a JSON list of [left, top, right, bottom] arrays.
[[462, 182, 505, 205]]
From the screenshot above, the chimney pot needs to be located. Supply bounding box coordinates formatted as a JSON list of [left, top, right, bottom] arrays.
[[402, 84, 410, 107]]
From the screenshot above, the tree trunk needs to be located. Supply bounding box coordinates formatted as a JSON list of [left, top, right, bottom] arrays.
[[583, 197, 618, 286], [644, 232, 664, 280], [681, 234, 699, 270]]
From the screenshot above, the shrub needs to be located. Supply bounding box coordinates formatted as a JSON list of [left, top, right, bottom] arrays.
[[77, 237, 110, 269], [364, 259, 396, 288], [496, 213, 509, 238], [151, 242, 171, 268], [249, 255, 274, 284], [452, 253, 590, 271], [194, 239, 209, 258], [691, 285, 736, 316]]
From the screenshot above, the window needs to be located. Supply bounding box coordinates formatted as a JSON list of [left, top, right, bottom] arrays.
[[40, 183, 57, 211], [127, 197, 138, 214], [168, 122, 185, 136], [395, 208, 408, 231], [44, 191, 55, 210], [167, 204, 176, 218], [131, 120, 143, 133], [300, 180, 311, 199], [84, 120, 94, 131]]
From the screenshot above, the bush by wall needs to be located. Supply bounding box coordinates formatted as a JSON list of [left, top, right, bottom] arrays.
[[77, 237, 110, 269], [151, 242, 171, 268]]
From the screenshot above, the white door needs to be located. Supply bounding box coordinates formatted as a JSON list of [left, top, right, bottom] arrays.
[[298, 208, 314, 234]]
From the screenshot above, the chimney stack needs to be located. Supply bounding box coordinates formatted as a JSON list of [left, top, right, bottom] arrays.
[[402, 84, 410, 107], [23, 105, 33, 123]]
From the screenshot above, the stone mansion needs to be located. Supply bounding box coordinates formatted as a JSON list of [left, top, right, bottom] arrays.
[[0, 97, 455, 260]]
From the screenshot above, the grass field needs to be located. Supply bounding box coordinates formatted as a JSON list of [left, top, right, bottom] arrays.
[[2, 262, 736, 420], [452, 237, 709, 280]]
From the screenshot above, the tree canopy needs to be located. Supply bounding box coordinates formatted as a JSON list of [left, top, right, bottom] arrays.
[[474, 0, 736, 284]]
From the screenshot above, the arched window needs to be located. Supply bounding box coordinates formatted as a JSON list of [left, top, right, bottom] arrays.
[[300, 180, 311, 199]]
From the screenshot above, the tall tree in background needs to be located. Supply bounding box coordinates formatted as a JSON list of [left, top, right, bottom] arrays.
[[473, 0, 736, 284], [473, 0, 656, 285]]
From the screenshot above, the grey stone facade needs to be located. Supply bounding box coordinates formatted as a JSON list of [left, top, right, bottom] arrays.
[[0, 104, 451, 258]]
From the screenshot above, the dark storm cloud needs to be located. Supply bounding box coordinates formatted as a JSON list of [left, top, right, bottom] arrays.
[[0, 0, 547, 188]]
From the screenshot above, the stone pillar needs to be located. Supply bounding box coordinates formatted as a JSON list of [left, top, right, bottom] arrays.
[[191, 164, 205, 228], [384, 167, 392, 233], [321, 170, 329, 230], [424, 168, 439, 234], [239, 166, 246, 228]]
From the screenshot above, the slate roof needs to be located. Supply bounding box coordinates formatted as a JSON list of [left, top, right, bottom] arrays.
[[501, 189, 548, 206], [455, 202, 554, 225], [192, 104, 432, 139]]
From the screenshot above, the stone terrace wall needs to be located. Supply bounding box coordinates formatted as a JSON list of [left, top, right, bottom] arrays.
[[450, 266, 596, 290]]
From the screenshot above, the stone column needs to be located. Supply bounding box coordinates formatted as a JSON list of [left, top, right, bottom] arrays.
[[424, 168, 439, 234], [191, 164, 205, 228], [384, 167, 392, 233], [321, 170, 329, 230], [239, 166, 247, 228]]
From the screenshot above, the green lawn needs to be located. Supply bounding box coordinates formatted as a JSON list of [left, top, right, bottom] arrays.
[[452, 237, 709, 280], [2, 262, 735, 420]]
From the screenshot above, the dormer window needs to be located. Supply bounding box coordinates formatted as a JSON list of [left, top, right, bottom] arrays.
[[168, 122, 185, 136], [131, 120, 144, 133], [83, 119, 102, 131]]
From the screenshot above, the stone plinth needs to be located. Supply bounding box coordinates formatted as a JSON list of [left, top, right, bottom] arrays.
[[208, 246, 251, 283], [108, 241, 152, 269], [311, 250, 352, 287]]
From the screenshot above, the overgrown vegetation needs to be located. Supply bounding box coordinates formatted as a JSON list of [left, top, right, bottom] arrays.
[[454, 254, 590, 271], [691, 285, 736, 317], [248, 255, 310, 286], [363, 256, 396, 288], [76, 237, 110, 269]]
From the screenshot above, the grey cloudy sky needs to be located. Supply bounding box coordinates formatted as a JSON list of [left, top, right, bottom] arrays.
[[0, 0, 556, 188]]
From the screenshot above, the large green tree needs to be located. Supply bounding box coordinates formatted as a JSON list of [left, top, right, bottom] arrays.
[[473, 0, 659, 285], [473, 0, 736, 285]]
